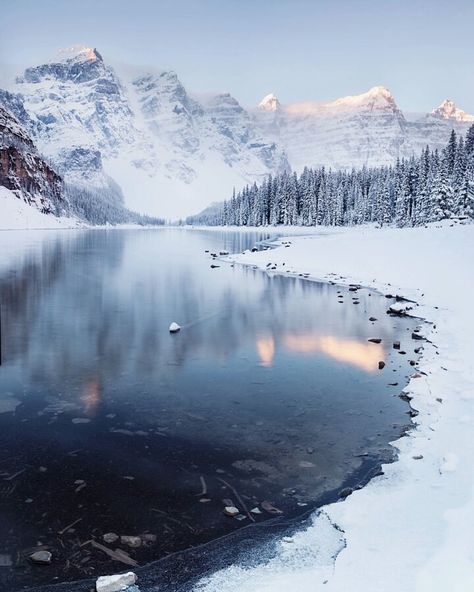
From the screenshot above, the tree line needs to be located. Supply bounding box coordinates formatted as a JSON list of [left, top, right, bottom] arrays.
[[187, 125, 474, 227]]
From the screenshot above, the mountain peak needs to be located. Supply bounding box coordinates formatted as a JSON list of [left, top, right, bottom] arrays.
[[56, 45, 103, 64], [329, 85, 398, 112], [367, 85, 392, 96], [431, 99, 474, 122], [258, 93, 281, 112]]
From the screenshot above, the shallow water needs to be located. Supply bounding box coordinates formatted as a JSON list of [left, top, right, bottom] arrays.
[[0, 229, 420, 591]]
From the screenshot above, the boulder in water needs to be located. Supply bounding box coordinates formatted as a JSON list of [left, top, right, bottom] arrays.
[[96, 572, 137, 592]]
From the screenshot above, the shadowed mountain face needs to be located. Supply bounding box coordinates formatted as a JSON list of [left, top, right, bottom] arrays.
[[0, 47, 471, 218], [0, 228, 419, 591], [0, 103, 63, 214]]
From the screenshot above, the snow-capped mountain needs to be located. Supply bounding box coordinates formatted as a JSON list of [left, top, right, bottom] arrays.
[[0, 101, 64, 214], [253, 86, 474, 172], [2, 46, 288, 219], [1, 46, 473, 219], [431, 99, 474, 123]]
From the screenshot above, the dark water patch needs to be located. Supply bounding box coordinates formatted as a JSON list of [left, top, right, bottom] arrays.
[[0, 229, 421, 591]]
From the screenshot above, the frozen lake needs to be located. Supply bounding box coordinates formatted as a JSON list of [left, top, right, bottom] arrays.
[[0, 228, 419, 591]]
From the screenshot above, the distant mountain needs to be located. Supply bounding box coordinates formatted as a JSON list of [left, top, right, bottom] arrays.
[[1, 46, 472, 219], [252, 86, 474, 172], [431, 99, 474, 123]]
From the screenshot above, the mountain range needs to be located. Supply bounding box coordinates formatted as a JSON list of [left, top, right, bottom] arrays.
[[1, 45, 473, 221]]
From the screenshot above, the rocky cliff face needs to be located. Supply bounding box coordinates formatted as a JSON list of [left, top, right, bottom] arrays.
[[0, 104, 63, 214]]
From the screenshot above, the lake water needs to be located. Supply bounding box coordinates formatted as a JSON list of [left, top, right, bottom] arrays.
[[0, 228, 420, 591]]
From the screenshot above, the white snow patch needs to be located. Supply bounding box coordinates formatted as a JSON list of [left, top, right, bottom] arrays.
[[0, 187, 79, 230]]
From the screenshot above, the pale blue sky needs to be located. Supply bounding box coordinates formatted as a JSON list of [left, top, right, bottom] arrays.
[[1, 0, 473, 112]]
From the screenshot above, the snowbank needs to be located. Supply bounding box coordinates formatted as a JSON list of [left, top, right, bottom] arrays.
[[0, 187, 79, 230], [198, 223, 474, 592]]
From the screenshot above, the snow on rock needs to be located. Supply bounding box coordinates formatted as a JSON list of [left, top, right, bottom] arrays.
[[169, 322, 181, 333], [431, 99, 474, 123], [96, 571, 137, 592], [258, 93, 281, 112], [198, 223, 474, 592]]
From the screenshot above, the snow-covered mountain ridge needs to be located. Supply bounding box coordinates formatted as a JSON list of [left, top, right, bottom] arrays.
[[253, 85, 474, 172], [1, 46, 473, 219]]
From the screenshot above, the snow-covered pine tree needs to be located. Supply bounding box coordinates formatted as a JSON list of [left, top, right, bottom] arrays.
[[186, 126, 473, 228]]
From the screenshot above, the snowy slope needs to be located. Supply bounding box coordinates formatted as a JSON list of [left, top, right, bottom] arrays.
[[195, 222, 474, 592], [0, 187, 76, 229]]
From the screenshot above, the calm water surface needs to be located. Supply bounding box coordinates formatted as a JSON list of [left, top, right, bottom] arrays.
[[0, 229, 420, 591]]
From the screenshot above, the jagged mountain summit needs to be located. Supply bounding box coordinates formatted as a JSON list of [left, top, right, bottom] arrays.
[[431, 99, 474, 122], [0, 46, 472, 219], [258, 93, 281, 112]]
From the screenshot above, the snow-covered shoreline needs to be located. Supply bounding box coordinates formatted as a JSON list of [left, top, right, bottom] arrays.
[[196, 223, 474, 592]]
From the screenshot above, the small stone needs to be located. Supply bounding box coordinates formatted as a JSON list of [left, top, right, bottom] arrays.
[[339, 487, 353, 499], [378, 361, 385, 370], [96, 572, 137, 592], [369, 317, 377, 321], [368, 338, 382, 344], [412, 332, 424, 340], [103, 533, 119, 544], [169, 322, 181, 333], [0, 555, 12, 567], [412, 455, 423, 460], [223, 506, 240, 517], [393, 341, 401, 349], [29, 550, 52, 565], [250, 507, 262, 514], [120, 535, 141, 548], [210, 264, 220, 268]]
